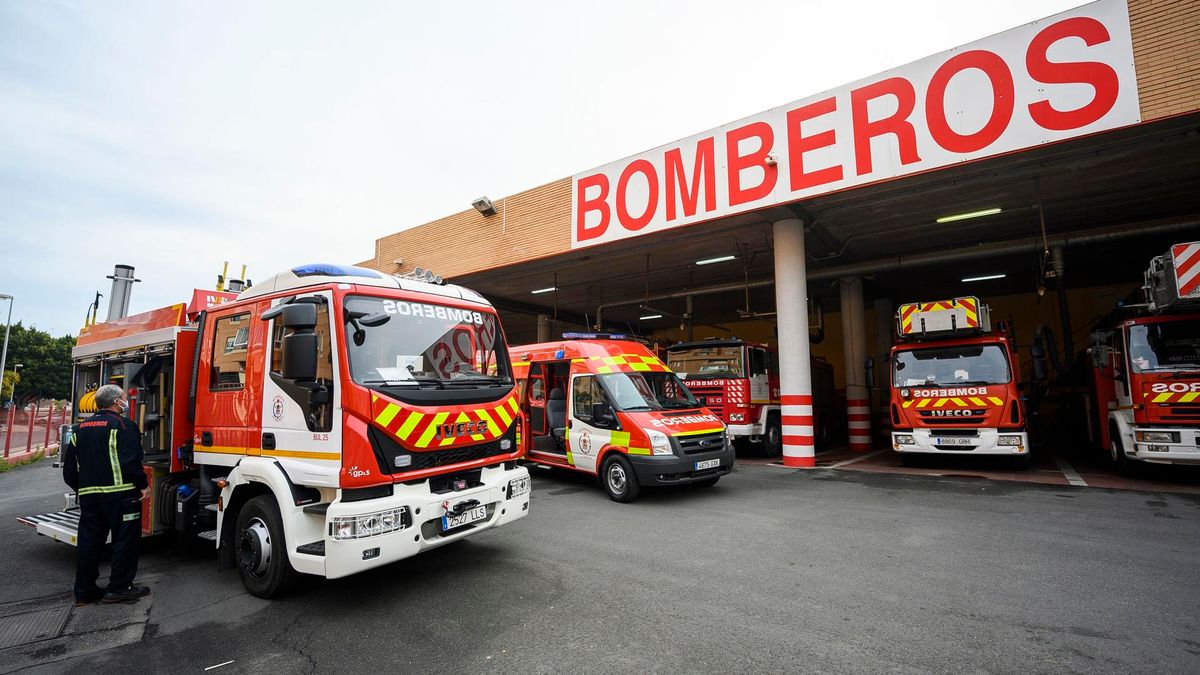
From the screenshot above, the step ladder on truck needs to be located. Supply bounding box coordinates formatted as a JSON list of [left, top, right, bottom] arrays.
[[888, 296, 1031, 469], [19, 263, 531, 598], [1088, 242, 1200, 475]]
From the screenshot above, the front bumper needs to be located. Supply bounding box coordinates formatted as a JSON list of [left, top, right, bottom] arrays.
[[319, 464, 530, 579], [892, 429, 1028, 456], [726, 423, 764, 438], [627, 446, 735, 486], [1129, 427, 1200, 465]]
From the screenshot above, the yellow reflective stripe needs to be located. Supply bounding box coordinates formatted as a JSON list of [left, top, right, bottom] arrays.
[[1152, 393, 1172, 403], [415, 412, 448, 448], [108, 429, 124, 488], [949, 398, 967, 407], [629, 362, 651, 372], [597, 366, 613, 374], [933, 398, 948, 408], [610, 431, 630, 446], [627, 447, 652, 456], [396, 412, 424, 441], [122, 512, 140, 522], [968, 397, 986, 407], [375, 403, 401, 427], [987, 397, 1004, 406], [441, 413, 472, 447], [902, 401, 913, 409], [565, 450, 574, 466], [1181, 392, 1200, 403], [916, 399, 932, 408], [495, 406, 513, 427], [507, 396, 521, 415], [672, 427, 726, 437], [474, 408, 497, 433], [263, 449, 340, 461], [79, 484, 135, 495]]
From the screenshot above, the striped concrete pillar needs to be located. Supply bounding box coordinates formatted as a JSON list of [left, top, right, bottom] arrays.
[[840, 277, 872, 451], [773, 217, 816, 468]]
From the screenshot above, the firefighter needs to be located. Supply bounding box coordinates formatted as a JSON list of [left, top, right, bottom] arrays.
[[63, 384, 151, 605]]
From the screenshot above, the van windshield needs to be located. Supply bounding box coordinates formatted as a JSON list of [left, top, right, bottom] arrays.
[[667, 346, 742, 378], [343, 295, 511, 387], [893, 344, 1011, 387], [1128, 320, 1200, 373], [598, 372, 699, 411]]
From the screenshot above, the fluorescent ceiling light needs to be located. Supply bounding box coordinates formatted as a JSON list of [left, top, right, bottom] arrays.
[[961, 273, 1006, 282], [530, 287, 557, 294], [936, 207, 1002, 224], [696, 255, 737, 266], [639, 314, 662, 320]]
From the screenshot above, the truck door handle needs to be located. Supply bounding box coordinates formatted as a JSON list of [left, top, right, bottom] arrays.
[[262, 433, 276, 450], [200, 431, 213, 446]]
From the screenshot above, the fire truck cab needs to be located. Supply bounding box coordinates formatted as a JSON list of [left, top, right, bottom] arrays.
[[511, 335, 733, 502], [1089, 242, 1200, 472], [21, 264, 531, 597], [667, 339, 835, 455], [889, 297, 1030, 467]]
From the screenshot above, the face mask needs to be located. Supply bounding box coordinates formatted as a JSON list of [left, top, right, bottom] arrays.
[[116, 399, 129, 414]]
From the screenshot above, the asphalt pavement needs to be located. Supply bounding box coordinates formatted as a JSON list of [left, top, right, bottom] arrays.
[[2, 457, 1199, 674]]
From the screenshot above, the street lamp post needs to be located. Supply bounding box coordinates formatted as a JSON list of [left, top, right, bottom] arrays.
[[0, 294, 12, 408]]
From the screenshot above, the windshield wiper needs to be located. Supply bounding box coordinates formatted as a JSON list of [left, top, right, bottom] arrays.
[[620, 405, 657, 412], [952, 380, 1002, 386], [360, 377, 444, 389]]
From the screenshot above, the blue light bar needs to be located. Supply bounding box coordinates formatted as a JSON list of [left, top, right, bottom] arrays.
[[562, 332, 632, 340], [291, 263, 382, 279]]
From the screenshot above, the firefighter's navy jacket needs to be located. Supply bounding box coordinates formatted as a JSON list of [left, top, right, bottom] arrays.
[[63, 410, 147, 504]]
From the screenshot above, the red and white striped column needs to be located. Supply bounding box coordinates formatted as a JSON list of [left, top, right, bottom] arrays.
[[773, 217, 816, 468], [840, 277, 872, 451]]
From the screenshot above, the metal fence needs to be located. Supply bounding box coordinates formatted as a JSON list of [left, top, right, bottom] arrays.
[[1, 403, 71, 461]]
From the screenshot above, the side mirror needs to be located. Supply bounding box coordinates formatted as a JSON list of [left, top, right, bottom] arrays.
[[591, 402, 615, 427]]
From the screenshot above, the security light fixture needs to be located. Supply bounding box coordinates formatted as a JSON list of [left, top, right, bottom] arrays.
[[472, 196, 497, 217], [530, 287, 557, 295], [695, 255, 737, 266], [936, 207, 1002, 224], [962, 273, 1007, 282]]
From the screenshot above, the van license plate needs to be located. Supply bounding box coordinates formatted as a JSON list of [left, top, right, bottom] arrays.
[[695, 458, 720, 470], [442, 505, 487, 531], [935, 437, 974, 446]]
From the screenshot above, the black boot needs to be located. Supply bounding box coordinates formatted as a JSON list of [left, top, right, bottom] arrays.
[[102, 585, 151, 603]]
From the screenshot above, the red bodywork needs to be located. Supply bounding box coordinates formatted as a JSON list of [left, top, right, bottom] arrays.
[[889, 334, 1024, 432]]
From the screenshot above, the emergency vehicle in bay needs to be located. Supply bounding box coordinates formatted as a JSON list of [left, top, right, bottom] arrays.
[[888, 297, 1030, 468], [510, 335, 733, 502], [666, 339, 836, 455], [1088, 242, 1200, 473], [19, 264, 531, 597]]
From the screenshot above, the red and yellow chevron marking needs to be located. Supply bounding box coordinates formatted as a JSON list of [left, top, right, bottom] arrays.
[[370, 392, 521, 449], [1143, 391, 1200, 404], [578, 353, 672, 375], [899, 296, 980, 333], [901, 395, 1005, 409]]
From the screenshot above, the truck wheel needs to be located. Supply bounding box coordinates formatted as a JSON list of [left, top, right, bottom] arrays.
[[763, 415, 782, 458], [1110, 423, 1140, 478], [235, 496, 299, 599], [694, 477, 720, 489], [601, 454, 640, 503]]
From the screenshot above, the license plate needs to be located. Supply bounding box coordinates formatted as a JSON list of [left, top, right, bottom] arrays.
[[695, 458, 721, 470], [441, 505, 487, 531], [935, 437, 975, 446]]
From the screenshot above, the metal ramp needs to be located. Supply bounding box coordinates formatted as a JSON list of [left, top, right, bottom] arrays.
[[16, 510, 108, 547]]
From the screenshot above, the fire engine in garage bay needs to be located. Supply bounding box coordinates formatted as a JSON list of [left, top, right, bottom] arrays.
[[667, 339, 835, 456], [889, 297, 1030, 468], [511, 335, 733, 502], [19, 263, 531, 598], [1088, 242, 1200, 473]]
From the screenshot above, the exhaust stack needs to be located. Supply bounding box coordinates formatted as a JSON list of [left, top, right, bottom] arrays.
[[105, 265, 141, 321]]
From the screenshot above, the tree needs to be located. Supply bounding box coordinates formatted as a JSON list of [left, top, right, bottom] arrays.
[[1, 369, 18, 403], [5, 323, 75, 404]]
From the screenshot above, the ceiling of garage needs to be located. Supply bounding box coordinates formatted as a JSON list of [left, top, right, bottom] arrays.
[[456, 113, 1200, 334]]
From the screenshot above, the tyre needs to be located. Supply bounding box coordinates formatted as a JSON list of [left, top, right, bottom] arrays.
[[235, 495, 300, 598], [694, 477, 720, 489], [762, 415, 782, 458], [1110, 423, 1140, 478], [601, 454, 641, 503]]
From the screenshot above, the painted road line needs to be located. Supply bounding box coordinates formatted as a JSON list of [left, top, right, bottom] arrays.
[[1053, 454, 1088, 487], [828, 449, 888, 468]]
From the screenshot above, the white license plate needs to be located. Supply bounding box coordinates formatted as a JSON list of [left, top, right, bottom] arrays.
[[441, 505, 487, 531], [695, 458, 721, 470], [935, 437, 975, 446]]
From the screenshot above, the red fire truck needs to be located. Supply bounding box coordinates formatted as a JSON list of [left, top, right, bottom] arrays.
[[20, 263, 531, 597], [666, 339, 835, 456], [1088, 242, 1200, 474], [511, 335, 732, 502], [889, 297, 1030, 468]]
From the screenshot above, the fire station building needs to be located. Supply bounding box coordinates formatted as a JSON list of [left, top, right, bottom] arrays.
[[359, 0, 1200, 467]]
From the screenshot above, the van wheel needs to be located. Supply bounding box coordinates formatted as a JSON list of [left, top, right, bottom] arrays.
[[763, 415, 782, 458], [601, 454, 640, 503], [235, 496, 299, 598]]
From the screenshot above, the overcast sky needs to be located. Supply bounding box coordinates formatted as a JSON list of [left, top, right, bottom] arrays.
[[1, 0, 1083, 337]]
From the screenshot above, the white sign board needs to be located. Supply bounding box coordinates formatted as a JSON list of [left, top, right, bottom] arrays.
[[571, 0, 1139, 250]]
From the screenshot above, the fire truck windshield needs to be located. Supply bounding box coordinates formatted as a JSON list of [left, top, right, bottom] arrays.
[[1128, 320, 1200, 373], [893, 344, 1011, 388], [342, 295, 511, 387], [667, 346, 742, 378], [598, 372, 699, 411]]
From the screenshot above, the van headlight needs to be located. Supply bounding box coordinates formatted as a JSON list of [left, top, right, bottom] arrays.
[[647, 429, 674, 456], [330, 506, 409, 540]]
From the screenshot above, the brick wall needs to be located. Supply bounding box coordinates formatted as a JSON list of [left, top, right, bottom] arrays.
[[1130, 0, 1200, 120]]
